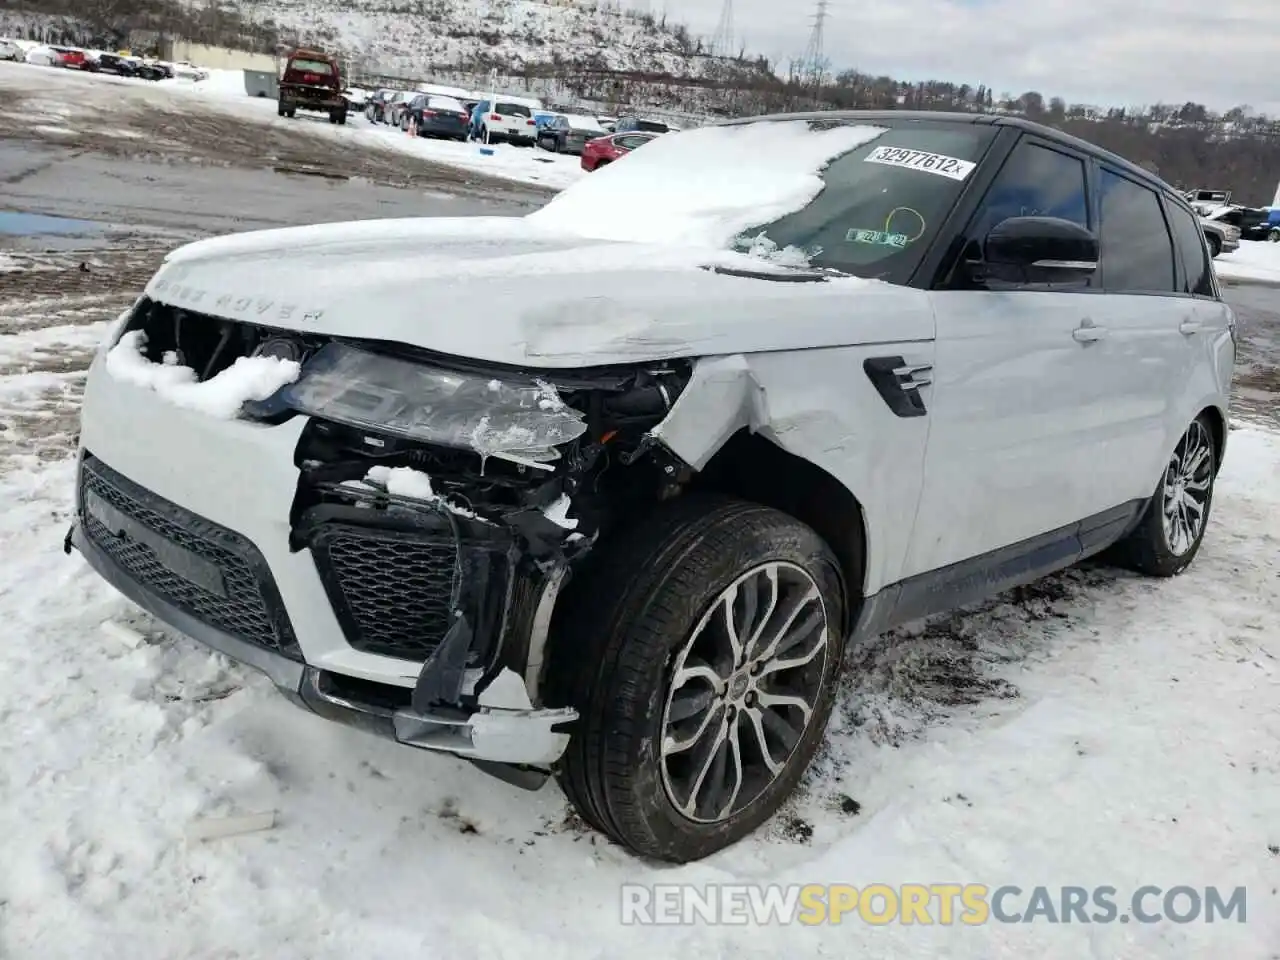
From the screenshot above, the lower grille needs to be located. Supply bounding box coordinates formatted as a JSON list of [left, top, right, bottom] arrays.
[[308, 521, 511, 664], [79, 455, 300, 658]]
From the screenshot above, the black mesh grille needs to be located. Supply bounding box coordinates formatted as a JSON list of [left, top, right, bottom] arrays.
[[79, 455, 300, 658], [309, 522, 510, 663]]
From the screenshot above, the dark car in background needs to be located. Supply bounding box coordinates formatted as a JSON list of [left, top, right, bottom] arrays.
[[94, 53, 141, 77], [580, 131, 657, 171], [402, 93, 470, 140], [537, 113, 608, 155], [614, 115, 675, 134]]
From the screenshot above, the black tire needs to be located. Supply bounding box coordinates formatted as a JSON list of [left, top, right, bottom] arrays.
[[546, 495, 848, 863], [1206, 234, 1221, 258], [1113, 414, 1218, 577], [286, 108, 295, 119], [276, 101, 286, 117]]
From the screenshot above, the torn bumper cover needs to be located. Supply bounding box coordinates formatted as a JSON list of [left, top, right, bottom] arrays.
[[68, 512, 576, 768]]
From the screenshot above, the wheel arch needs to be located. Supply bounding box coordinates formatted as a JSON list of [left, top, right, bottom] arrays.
[[1198, 403, 1228, 474], [688, 429, 867, 632]]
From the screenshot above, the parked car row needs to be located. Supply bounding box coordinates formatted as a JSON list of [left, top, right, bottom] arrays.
[[356, 79, 678, 166], [0, 36, 207, 81]]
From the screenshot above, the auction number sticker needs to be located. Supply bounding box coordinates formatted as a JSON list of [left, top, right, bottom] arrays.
[[864, 146, 976, 180]]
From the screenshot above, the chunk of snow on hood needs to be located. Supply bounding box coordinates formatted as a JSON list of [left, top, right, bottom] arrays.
[[526, 120, 889, 248], [105, 330, 300, 419], [542, 494, 578, 530], [366, 464, 435, 500], [364, 465, 483, 520]]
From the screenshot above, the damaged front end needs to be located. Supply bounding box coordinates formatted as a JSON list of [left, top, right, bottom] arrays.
[[106, 300, 695, 782], [276, 345, 693, 779]]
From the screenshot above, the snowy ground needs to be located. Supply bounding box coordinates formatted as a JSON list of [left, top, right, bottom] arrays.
[[0, 59, 583, 192], [1216, 240, 1280, 285]]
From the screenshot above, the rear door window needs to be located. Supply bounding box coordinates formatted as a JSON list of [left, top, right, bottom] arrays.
[[1098, 170, 1177, 294]]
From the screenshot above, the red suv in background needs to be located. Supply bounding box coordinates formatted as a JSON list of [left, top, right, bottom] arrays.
[[580, 132, 658, 171], [278, 48, 347, 125]]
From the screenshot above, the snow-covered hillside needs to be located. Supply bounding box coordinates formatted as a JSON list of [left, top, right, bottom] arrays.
[[218, 0, 724, 77]]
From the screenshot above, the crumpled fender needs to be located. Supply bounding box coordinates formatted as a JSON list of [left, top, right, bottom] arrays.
[[647, 343, 936, 596], [649, 355, 768, 470]]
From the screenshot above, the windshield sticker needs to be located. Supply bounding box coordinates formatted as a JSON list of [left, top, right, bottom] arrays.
[[863, 146, 976, 181], [846, 229, 911, 248], [846, 207, 927, 249]]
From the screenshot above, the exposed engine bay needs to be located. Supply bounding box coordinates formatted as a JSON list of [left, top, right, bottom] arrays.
[[119, 297, 696, 713]]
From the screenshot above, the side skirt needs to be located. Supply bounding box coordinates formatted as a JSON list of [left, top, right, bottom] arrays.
[[853, 498, 1148, 640]]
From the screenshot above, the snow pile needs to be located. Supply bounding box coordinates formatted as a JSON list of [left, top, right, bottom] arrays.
[[0, 427, 1277, 956], [527, 121, 889, 247], [174, 67, 250, 100], [364, 464, 481, 519], [104, 330, 300, 418], [1214, 240, 1280, 283], [564, 113, 605, 133], [366, 464, 436, 500]]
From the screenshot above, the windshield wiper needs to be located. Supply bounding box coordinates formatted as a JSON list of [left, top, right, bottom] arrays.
[[704, 264, 838, 283]]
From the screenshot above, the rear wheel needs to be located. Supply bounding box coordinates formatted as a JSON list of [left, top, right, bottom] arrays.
[[548, 496, 847, 863], [1114, 414, 1217, 577]]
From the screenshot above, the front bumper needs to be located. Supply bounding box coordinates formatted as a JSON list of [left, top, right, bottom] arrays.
[[72, 349, 576, 773], [71, 517, 573, 768]]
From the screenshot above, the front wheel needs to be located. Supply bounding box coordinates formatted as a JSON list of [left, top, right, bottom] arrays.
[[1114, 415, 1218, 577], [548, 496, 847, 863], [1206, 234, 1221, 258]]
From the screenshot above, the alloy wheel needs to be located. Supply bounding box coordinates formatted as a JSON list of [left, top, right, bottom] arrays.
[[1161, 419, 1213, 556], [660, 561, 830, 824]]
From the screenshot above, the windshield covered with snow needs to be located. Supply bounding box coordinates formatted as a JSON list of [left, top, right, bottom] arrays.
[[528, 117, 998, 284]]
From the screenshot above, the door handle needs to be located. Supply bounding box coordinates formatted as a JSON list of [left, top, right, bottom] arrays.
[[1072, 321, 1107, 343], [1179, 319, 1203, 335]]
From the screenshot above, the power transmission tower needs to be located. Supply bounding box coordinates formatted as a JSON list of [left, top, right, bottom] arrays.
[[710, 0, 734, 57], [798, 0, 829, 87]]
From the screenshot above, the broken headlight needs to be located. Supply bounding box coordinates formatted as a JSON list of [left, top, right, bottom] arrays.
[[277, 342, 588, 467]]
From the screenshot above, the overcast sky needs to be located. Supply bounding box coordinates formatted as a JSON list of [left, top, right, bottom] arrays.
[[655, 0, 1280, 115]]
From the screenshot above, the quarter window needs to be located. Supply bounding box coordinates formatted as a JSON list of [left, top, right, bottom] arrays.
[[1098, 170, 1177, 293], [1166, 202, 1215, 297]]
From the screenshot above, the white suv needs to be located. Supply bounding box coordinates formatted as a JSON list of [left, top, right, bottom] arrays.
[[70, 111, 1234, 863]]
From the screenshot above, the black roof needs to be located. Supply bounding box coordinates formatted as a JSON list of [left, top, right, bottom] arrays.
[[722, 109, 1175, 199]]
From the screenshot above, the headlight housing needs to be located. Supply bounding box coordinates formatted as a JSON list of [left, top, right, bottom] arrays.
[[276, 343, 588, 466]]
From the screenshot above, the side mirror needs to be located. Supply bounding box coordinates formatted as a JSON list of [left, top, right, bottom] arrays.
[[977, 216, 1099, 285]]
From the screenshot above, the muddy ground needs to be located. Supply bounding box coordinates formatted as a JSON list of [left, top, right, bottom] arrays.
[[0, 66, 555, 203]]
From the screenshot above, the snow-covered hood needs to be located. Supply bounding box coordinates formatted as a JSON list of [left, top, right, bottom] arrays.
[[148, 216, 930, 368]]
